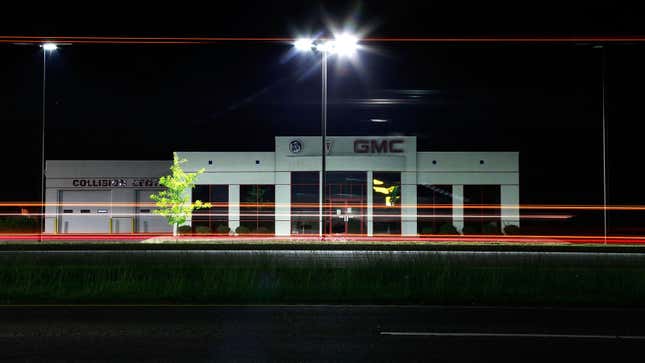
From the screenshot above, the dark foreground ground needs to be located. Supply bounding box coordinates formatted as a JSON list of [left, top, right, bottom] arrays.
[[1, 306, 644, 362]]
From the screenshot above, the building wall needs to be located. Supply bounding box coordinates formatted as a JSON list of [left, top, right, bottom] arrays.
[[180, 137, 519, 236], [45, 137, 520, 236], [416, 152, 519, 233], [44, 160, 171, 234]]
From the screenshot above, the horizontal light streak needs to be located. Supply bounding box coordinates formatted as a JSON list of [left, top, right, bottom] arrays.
[[2, 202, 645, 211], [4, 35, 645, 44], [379, 332, 645, 340], [1, 233, 645, 244], [0, 202, 645, 210], [0, 212, 573, 219]]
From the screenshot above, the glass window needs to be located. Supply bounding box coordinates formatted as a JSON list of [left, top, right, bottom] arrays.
[[240, 184, 275, 233], [373, 172, 401, 234], [192, 185, 229, 233], [417, 185, 453, 234], [291, 172, 319, 235], [463, 185, 501, 234]]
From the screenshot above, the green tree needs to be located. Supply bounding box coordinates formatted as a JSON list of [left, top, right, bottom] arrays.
[[389, 185, 401, 206], [150, 152, 211, 236]]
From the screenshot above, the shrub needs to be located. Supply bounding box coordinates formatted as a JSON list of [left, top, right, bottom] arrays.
[[235, 225, 251, 234], [177, 225, 192, 235], [194, 225, 211, 234], [461, 225, 480, 235], [481, 222, 499, 235], [504, 224, 520, 235], [256, 226, 272, 234], [0, 216, 39, 232], [216, 225, 231, 234], [420, 226, 435, 235], [438, 223, 459, 235]]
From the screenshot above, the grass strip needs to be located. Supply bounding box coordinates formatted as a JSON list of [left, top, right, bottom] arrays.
[[0, 254, 643, 306]]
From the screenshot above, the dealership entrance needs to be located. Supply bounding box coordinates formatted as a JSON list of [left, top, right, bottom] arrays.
[[327, 198, 365, 234], [324, 172, 366, 235]]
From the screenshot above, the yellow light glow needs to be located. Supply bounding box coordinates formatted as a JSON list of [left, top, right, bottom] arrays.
[[373, 186, 391, 195]]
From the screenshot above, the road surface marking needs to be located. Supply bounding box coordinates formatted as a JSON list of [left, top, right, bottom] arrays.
[[380, 332, 645, 340]]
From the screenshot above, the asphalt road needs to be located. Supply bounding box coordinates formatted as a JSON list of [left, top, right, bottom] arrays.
[[1, 306, 644, 362]]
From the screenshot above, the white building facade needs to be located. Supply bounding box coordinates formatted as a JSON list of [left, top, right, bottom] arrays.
[[45, 136, 519, 235], [44, 160, 172, 234]]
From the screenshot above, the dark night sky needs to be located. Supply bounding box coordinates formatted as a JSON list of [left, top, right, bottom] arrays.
[[2, 2, 645, 233]]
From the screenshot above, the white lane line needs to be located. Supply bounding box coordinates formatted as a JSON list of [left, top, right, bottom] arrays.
[[380, 332, 645, 340]]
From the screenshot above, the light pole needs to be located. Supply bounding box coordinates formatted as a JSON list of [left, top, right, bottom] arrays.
[[599, 45, 608, 244], [294, 34, 359, 238], [40, 43, 57, 240]]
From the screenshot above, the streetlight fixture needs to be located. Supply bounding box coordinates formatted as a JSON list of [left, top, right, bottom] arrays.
[[40, 43, 57, 239], [294, 33, 360, 238], [42, 43, 58, 51]]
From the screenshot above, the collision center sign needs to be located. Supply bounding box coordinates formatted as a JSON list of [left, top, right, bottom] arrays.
[[70, 178, 160, 188]]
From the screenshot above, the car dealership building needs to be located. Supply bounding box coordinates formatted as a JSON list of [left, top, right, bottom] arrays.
[[44, 136, 519, 235]]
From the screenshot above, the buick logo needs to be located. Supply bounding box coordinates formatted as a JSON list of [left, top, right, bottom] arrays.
[[289, 139, 303, 154]]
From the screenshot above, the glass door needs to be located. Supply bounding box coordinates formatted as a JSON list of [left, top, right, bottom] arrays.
[[327, 198, 365, 235], [324, 172, 367, 235]]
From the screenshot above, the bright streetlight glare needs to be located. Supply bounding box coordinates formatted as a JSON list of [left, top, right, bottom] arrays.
[[294, 38, 314, 52], [314, 41, 334, 53], [332, 33, 358, 56], [295, 33, 360, 57], [42, 43, 58, 51]]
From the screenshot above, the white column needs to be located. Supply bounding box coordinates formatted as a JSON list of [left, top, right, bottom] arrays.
[[401, 172, 417, 236], [44, 189, 58, 233], [366, 171, 373, 236], [275, 172, 291, 236], [501, 184, 520, 230], [228, 184, 240, 233], [452, 184, 464, 233]]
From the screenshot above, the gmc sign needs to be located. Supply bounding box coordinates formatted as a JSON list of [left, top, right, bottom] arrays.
[[354, 139, 404, 153]]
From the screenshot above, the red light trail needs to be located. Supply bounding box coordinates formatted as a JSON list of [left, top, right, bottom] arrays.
[[3, 35, 645, 45], [2, 200, 643, 242], [1, 233, 645, 245], [2, 202, 645, 211]]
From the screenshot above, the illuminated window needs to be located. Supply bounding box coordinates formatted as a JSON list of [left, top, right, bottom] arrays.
[[373, 172, 401, 234]]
